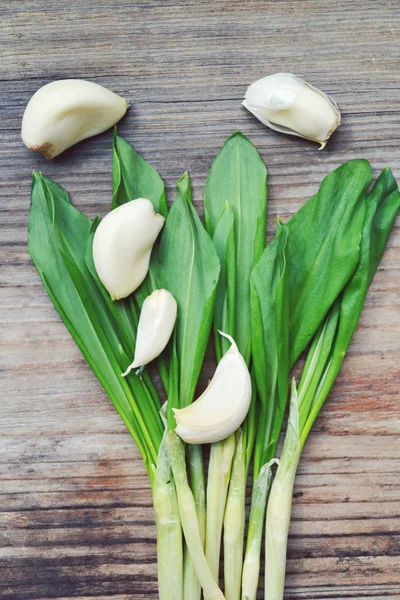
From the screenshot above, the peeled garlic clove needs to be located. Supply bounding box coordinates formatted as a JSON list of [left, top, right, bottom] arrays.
[[243, 73, 341, 148], [122, 289, 177, 376], [173, 332, 251, 444], [93, 198, 165, 301], [21, 79, 128, 159]]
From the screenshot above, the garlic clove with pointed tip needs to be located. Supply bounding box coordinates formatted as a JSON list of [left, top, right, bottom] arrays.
[[243, 73, 341, 148], [122, 289, 177, 376], [21, 79, 128, 159], [93, 198, 165, 301], [173, 332, 251, 444]]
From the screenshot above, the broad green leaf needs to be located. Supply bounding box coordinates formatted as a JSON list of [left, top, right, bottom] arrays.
[[204, 132, 267, 364], [49, 183, 163, 445], [287, 159, 372, 366], [158, 172, 220, 407], [211, 203, 236, 360], [368, 168, 400, 282], [112, 130, 167, 216], [28, 174, 163, 475], [298, 168, 400, 445], [250, 221, 289, 478]]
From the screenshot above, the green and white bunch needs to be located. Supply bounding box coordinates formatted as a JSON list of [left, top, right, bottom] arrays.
[[28, 129, 400, 600]]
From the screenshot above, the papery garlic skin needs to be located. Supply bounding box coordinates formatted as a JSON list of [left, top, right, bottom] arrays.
[[93, 198, 165, 301], [243, 73, 341, 148], [21, 79, 128, 159], [173, 332, 251, 444], [122, 289, 177, 375]]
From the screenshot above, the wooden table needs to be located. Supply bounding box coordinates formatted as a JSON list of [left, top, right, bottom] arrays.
[[1, 1, 400, 598]]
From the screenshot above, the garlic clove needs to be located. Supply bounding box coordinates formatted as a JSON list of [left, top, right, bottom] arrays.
[[21, 79, 128, 159], [173, 332, 251, 444], [243, 73, 341, 148], [92, 198, 165, 301], [122, 289, 177, 376]]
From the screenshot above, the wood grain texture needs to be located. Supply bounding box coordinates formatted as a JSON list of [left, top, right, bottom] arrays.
[[1, 1, 400, 598]]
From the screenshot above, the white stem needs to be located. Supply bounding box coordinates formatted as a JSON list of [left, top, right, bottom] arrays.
[[265, 381, 301, 600], [184, 445, 206, 600], [223, 430, 246, 600], [206, 433, 236, 580], [152, 438, 183, 600], [165, 431, 225, 600], [241, 463, 271, 600], [184, 545, 200, 600]]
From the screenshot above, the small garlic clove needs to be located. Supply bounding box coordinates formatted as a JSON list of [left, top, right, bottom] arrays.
[[173, 332, 251, 444], [122, 289, 177, 376], [21, 79, 128, 159], [243, 73, 341, 148], [92, 198, 165, 301]]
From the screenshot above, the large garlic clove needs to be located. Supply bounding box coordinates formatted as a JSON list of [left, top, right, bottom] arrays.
[[173, 332, 251, 444], [21, 79, 128, 159], [243, 73, 341, 148], [122, 289, 177, 376], [93, 198, 165, 301]]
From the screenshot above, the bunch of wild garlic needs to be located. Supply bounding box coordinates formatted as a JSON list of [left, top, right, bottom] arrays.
[[28, 130, 400, 600]]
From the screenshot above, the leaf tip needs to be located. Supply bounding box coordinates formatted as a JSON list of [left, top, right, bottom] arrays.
[[178, 171, 190, 181], [227, 130, 247, 143]]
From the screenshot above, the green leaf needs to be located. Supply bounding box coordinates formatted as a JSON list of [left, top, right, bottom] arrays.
[[250, 221, 289, 478], [28, 173, 163, 475], [112, 130, 167, 216], [286, 159, 372, 366], [211, 203, 236, 360], [298, 167, 400, 445], [50, 182, 162, 443], [204, 132, 267, 363], [158, 173, 220, 407], [368, 168, 400, 282]]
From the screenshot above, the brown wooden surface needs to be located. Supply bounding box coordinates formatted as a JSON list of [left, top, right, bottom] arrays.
[[1, 1, 400, 598]]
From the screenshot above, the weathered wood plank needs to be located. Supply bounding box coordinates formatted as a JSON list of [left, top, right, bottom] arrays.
[[1, 0, 400, 598]]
